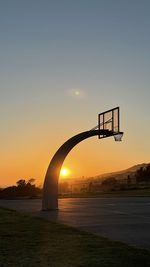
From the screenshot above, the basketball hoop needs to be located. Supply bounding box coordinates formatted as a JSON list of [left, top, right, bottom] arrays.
[[114, 132, 123, 142]]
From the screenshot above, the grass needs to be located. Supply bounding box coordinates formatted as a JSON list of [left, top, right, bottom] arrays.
[[0, 208, 150, 267], [60, 188, 150, 198]]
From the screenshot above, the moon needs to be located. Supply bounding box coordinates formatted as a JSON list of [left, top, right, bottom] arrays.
[[75, 90, 80, 96], [67, 89, 84, 98]]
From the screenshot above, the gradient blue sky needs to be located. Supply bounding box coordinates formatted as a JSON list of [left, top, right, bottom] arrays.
[[1, 0, 150, 186]]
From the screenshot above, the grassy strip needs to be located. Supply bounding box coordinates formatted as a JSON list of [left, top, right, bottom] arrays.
[[0, 207, 150, 267], [60, 188, 150, 198]]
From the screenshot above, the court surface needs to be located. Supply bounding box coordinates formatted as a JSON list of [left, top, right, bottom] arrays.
[[0, 197, 150, 249]]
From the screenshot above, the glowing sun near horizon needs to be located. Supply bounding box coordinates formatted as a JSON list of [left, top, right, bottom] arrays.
[[60, 167, 71, 178]]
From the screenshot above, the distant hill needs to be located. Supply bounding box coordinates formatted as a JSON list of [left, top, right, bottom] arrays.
[[61, 163, 150, 185], [94, 163, 150, 182]]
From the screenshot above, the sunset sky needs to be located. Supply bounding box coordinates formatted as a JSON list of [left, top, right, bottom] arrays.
[[1, 0, 150, 187]]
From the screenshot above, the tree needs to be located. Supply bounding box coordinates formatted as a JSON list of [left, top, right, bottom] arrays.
[[0, 178, 41, 199], [28, 178, 36, 185], [127, 175, 131, 187], [101, 177, 119, 191], [135, 164, 150, 184], [16, 179, 26, 188]]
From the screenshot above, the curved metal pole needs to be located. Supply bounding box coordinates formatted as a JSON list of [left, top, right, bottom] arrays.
[[42, 129, 112, 210]]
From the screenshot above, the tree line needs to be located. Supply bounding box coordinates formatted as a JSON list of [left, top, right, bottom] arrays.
[[0, 179, 42, 199]]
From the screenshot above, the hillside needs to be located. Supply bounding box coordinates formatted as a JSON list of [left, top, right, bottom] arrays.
[[94, 163, 149, 182], [63, 163, 150, 185]]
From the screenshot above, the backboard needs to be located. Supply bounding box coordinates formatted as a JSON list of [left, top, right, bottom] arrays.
[[98, 107, 120, 139]]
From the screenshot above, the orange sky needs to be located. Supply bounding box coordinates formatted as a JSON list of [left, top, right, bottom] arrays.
[[0, 121, 149, 187]]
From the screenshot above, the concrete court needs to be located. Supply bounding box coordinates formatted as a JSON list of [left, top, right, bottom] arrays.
[[0, 197, 150, 250]]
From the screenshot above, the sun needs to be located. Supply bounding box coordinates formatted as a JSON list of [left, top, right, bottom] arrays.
[[60, 167, 70, 178], [75, 90, 80, 96]]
